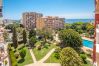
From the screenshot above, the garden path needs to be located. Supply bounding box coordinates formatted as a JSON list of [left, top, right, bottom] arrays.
[[29, 49, 37, 63], [38, 48, 55, 63], [26, 48, 61, 66]]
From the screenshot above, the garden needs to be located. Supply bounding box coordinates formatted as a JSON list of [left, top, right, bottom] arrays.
[[32, 41, 56, 61], [6, 23, 93, 66], [8, 43, 33, 66]]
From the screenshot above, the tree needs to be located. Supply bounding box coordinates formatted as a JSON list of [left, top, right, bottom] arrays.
[[71, 22, 84, 34], [86, 23, 94, 37], [60, 47, 83, 66], [12, 27, 18, 48], [29, 37, 37, 47], [20, 49, 26, 59], [29, 29, 36, 39], [5, 23, 20, 32], [3, 30, 9, 41], [59, 29, 82, 52], [82, 23, 88, 32], [39, 29, 52, 43], [5, 24, 14, 32], [64, 23, 71, 29], [23, 29, 27, 44]]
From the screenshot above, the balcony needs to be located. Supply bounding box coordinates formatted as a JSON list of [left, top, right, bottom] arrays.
[[96, 24, 99, 44], [96, 24, 99, 53]]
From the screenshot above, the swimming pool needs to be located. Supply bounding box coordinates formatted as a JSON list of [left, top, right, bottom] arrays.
[[83, 39, 93, 48]]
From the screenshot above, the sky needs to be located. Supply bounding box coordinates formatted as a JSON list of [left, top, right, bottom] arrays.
[[3, 0, 95, 20]]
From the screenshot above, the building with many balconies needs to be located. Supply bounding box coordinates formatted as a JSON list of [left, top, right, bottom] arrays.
[[22, 12, 43, 30], [36, 16, 64, 30], [93, 0, 99, 66], [0, 0, 3, 26]]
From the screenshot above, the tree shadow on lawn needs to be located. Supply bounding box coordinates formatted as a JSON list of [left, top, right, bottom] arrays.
[[18, 59, 25, 63]]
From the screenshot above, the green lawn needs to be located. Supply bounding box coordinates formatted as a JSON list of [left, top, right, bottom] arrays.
[[33, 41, 56, 61], [17, 46, 33, 66], [45, 52, 60, 63], [45, 52, 92, 66], [10, 44, 33, 66], [83, 61, 92, 66]]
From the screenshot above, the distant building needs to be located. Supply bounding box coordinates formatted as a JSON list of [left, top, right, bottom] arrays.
[[22, 12, 43, 30], [3, 19, 14, 25], [36, 16, 64, 30], [36, 17, 45, 30], [0, 0, 3, 26]]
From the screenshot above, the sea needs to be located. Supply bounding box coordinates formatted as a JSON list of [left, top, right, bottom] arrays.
[[65, 19, 95, 23]]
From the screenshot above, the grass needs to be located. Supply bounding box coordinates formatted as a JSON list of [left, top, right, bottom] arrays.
[[45, 52, 60, 63], [33, 41, 56, 61], [83, 61, 92, 66], [10, 44, 33, 66], [17, 46, 33, 66], [45, 52, 92, 66]]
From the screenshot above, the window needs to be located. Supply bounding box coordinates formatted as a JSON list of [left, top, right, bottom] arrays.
[[0, 9, 2, 12]]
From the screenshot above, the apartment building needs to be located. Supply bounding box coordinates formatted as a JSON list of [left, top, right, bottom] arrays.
[[36, 17, 45, 30], [94, 0, 99, 65], [36, 16, 64, 30], [0, 0, 3, 25], [22, 12, 43, 30]]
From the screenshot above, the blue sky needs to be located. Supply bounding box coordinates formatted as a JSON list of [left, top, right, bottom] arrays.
[[3, 0, 95, 20]]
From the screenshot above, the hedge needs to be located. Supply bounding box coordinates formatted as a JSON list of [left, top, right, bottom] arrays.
[[9, 50, 17, 66]]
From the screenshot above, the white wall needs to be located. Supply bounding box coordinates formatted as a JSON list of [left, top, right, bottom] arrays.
[[96, 28, 99, 44]]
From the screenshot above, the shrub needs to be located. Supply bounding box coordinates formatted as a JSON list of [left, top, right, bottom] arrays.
[[44, 43, 49, 49], [54, 47, 61, 59], [80, 54, 87, 64], [15, 53, 19, 59], [37, 45, 42, 50], [29, 37, 37, 47], [8, 44, 11, 50], [54, 53, 60, 59], [20, 49, 26, 59], [4, 60, 8, 65], [54, 47, 61, 53], [9, 50, 17, 66]]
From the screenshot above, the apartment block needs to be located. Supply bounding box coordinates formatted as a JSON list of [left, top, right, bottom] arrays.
[[94, 0, 99, 65], [0, 0, 3, 25], [36, 16, 64, 30], [22, 12, 43, 30], [36, 17, 45, 30], [0, 0, 4, 43]]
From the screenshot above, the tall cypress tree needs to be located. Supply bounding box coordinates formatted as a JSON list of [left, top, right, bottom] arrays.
[[23, 29, 27, 44], [29, 29, 36, 39], [12, 27, 18, 48]]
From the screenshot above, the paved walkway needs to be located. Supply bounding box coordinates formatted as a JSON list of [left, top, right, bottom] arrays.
[[29, 49, 37, 63], [25, 63, 61, 66], [38, 48, 55, 63], [26, 48, 61, 66]]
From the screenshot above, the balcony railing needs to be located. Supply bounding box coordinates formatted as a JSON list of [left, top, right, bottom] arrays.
[[96, 24, 99, 44]]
